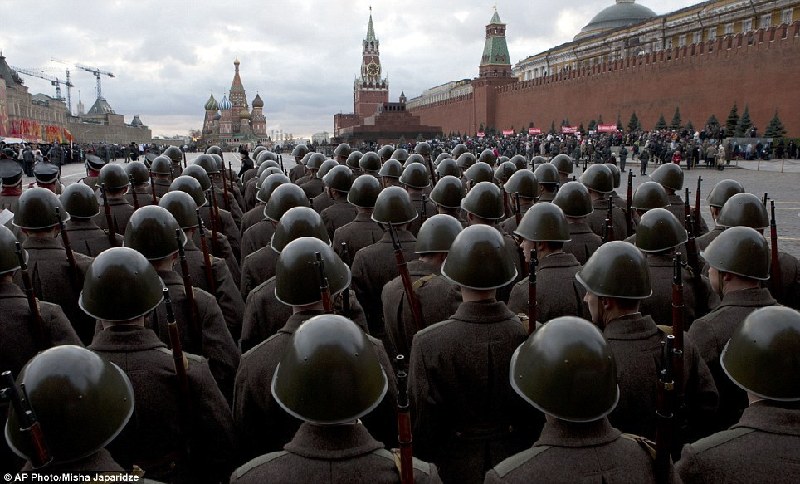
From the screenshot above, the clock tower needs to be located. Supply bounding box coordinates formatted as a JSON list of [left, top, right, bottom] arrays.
[[354, 7, 389, 120]]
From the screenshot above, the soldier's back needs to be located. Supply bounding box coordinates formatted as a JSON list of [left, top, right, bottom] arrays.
[[240, 245, 278, 300], [507, 251, 586, 321], [563, 221, 602, 265], [64, 219, 122, 256], [333, 213, 384, 265], [240, 219, 274, 260], [321, 199, 357, 239]]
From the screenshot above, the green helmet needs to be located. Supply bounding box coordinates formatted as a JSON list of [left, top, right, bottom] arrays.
[[604, 163, 622, 188], [124, 205, 187, 260], [5, 345, 134, 465], [359, 152, 381, 172], [400, 163, 430, 189], [372, 186, 417, 225], [456, 153, 476, 170], [707, 179, 745, 208], [416, 214, 463, 253], [149, 155, 173, 175], [159, 191, 199, 229], [323, 165, 354, 192], [206, 145, 222, 156], [378, 145, 395, 160], [451, 143, 468, 157], [79, 247, 164, 321], [650, 163, 684, 191], [721, 306, 800, 401], [702, 226, 770, 280], [436, 158, 461, 178], [193, 154, 219, 174], [316, 159, 339, 179], [334, 143, 352, 158], [551, 154, 573, 175], [511, 316, 618, 422], [498, 156, 510, 165], [264, 183, 311, 222], [580, 164, 613, 194], [717, 193, 768, 229], [404, 154, 425, 167], [13, 187, 69, 230], [170, 175, 207, 207], [576, 241, 652, 299], [553, 181, 593, 217], [441, 225, 517, 289], [429, 175, 465, 209], [478, 149, 496, 165], [256, 173, 290, 204], [0, 225, 22, 275], [258, 167, 284, 187], [271, 314, 387, 424], [292, 144, 309, 158], [510, 154, 528, 170], [209, 153, 225, 172], [515, 203, 570, 242], [504, 169, 538, 199], [635, 208, 687, 252], [532, 155, 548, 166], [631, 181, 669, 211], [462, 181, 505, 220], [258, 161, 281, 176], [494, 161, 517, 183], [414, 142, 432, 155], [346, 151, 363, 170], [306, 153, 326, 170], [271, 207, 330, 252], [98, 164, 129, 191], [252, 146, 267, 159], [436, 153, 452, 164], [126, 160, 150, 185], [61, 182, 99, 219], [533, 163, 559, 185], [182, 164, 212, 190], [378, 159, 403, 178], [257, 151, 277, 165], [464, 162, 494, 184], [164, 146, 183, 163], [391, 148, 409, 163], [348, 174, 382, 208], [275, 237, 351, 306]]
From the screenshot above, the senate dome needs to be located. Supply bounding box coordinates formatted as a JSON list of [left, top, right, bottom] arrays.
[[575, 0, 657, 41]]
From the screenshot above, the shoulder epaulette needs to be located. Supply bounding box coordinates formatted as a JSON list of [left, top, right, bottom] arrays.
[[155, 347, 205, 364], [242, 333, 280, 359], [411, 274, 437, 291], [688, 427, 755, 453], [492, 445, 551, 478], [621, 433, 657, 460], [656, 325, 674, 335], [372, 449, 433, 477], [235, 451, 287, 478]]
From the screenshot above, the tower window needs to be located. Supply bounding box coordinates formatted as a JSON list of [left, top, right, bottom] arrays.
[[742, 19, 752, 32], [782, 8, 793, 24], [760, 14, 771, 29], [724, 22, 734, 35], [708, 27, 717, 41]]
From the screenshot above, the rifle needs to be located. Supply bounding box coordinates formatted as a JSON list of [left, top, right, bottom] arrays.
[[770, 200, 783, 297], [426, 157, 437, 187], [671, 253, 685, 399], [1, 371, 52, 468], [228, 161, 235, 186], [207, 189, 221, 255], [55, 207, 80, 288], [602, 197, 614, 243], [395, 354, 414, 484], [340, 243, 351, 314], [626, 170, 635, 235], [176, 229, 202, 350], [99, 183, 118, 247], [149, 173, 158, 204], [15, 242, 47, 350], [129, 174, 140, 210], [514, 193, 522, 226], [420, 194, 428, 224], [218, 167, 232, 212], [654, 336, 676, 484], [163, 288, 192, 459], [182, 149, 187, 169], [528, 248, 538, 334], [684, 188, 692, 231], [694, 177, 702, 236], [196, 210, 217, 294], [279, 154, 285, 173], [762, 192, 769, 207], [388, 223, 424, 334], [315, 251, 333, 313]]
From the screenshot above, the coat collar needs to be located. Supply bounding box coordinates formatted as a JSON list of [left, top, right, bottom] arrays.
[[452, 300, 515, 324], [89, 325, 167, 352], [539, 251, 580, 268], [379, 228, 415, 244], [0, 280, 25, 298], [536, 417, 621, 448], [278, 310, 326, 335], [735, 401, 800, 436], [284, 422, 384, 459], [21, 236, 64, 250], [719, 287, 777, 308], [604, 313, 660, 340], [568, 220, 594, 234]]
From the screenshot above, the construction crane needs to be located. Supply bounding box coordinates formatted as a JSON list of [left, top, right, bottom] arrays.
[[75, 63, 115, 101], [50, 58, 74, 115], [10, 66, 74, 106]]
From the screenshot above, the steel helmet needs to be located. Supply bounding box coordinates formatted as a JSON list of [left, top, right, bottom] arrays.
[[275, 237, 351, 306], [465, 162, 494, 184], [159, 191, 199, 229], [316, 159, 339, 179], [271, 314, 387, 424], [169, 175, 207, 207], [334, 143, 352, 157], [461, 181, 505, 220], [414, 142, 432, 155], [604, 163, 621, 188], [451, 143, 468, 157], [478, 149, 496, 166], [193, 154, 219, 175], [504, 169, 538, 199], [717, 193, 769, 229], [323, 165, 354, 192], [206, 145, 223, 156], [378, 145, 395, 160], [702, 226, 770, 280], [494, 161, 517, 184], [631, 182, 669, 211], [359, 151, 381, 172], [61, 182, 99, 219], [348, 174, 383, 209], [721, 306, 800, 401], [182, 164, 212, 191], [399, 163, 430, 189], [252, 145, 267, 159], [124, 205, 187, 260], [553, 181, 593, 217], [531, 156, 548, 166], [576, 241, 652, 299], [264, 183, 311, 222], [5, 345, 134, 465], [163, 146, 183, 163], [455, 153, 477, 170], [346, 151, 363, 170], [415, 214, 463, 253], [515, 202, 570, 242], [650, 163, 684, 191], [533, 163, 559, 185], [149, 155, 173, 175], [271, 207, 330, 253], [13, 187, 69, 230], [441, 225, 517, 289], [372, 186, 417, 225], [256, 173, 290, 204], [707, 179, 745, 208], [429, 175, 465, 209], [291, 144, 309, 158], [436, 158, 461, 178], [390, 148, 409, 163], [404, 154, 425, 167], [98, 164, 129, 191], [551, 154, 573, 175], [125, 160, 150, 185], [634, 208, 688, 253], [510, 154, 527, 170], [378, 159, 403, 179], [580, 164, 614, 194], [306, 153, 326, 170], [0, 225, 22, 275]]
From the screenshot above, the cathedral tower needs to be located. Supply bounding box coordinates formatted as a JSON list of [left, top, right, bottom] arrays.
[[354, 7, 389, 120]]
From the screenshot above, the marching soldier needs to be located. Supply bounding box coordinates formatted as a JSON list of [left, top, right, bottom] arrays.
[[210, 153, 245, 211], [649, 163, 709, 235], [241, 173, 288, 235], [400, 162, 436, 236], [333, 174, 385, 266], [28, 162, 63, 194], [486, 316, 672, 483], [500, 169, 538, 235], [359, 151, 382, 178], [60, 183, 122, 256], [181, 168, 242, 261], [84, 247, 236, 483], [163, 145, 185, 180], [550, 154, 573, 186], [378, 158, 403, 188], [195, 154, 243, 226], [695, 179, 744, 251], [464, 162, 494, 189], [605, 163, 627, 209], [626, 181, 671, 239], [552, 181, 601, 265], [241, 182, 309, 260], [298, 154, 326, 198], [429, 175, 467, 226], [581, 164, 627, 240], [0, 158, 23, 212], [334, 143, 352, 165], [288, 144, 309, 183], [124, 160, 157, 207], [532, 163, 559, 203], [378, 144, 394, 163], [149, 155, 173, 199], [346, 150, 363, 177], [79, 153, 106, 192], [320, 165, 357, 240], [310, 159, 338, 213], [93, 163, 135, 236]]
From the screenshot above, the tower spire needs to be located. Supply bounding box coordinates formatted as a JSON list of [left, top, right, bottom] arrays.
[[366, 6, 376, 42]]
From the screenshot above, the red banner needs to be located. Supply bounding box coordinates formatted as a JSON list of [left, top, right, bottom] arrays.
[[561, 126, 578, 134], [597, 124, 619, 133], [528, 128, 541, 135], [476, 131, 485, 138], [502, 129, 514, 135]]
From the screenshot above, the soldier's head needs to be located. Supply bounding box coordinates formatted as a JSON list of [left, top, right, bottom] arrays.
[[378, 145, 394, 162], [504, 169, 538, 202], [334, 143, 352, 164], [126, 160, 150, 187], [32, 162, 60, 193], [4, 345, 134, 468], [533, 163, 559, 194], [399, 163, 430, 192], [634, 208, 687, 255], [707, 179, 744, 222], [306, 153, 326, 173], [372, 186, 417, 229], [271, 314, 387, 425], [441, 225, 516, 300], [462, 182, 505, 225], [716, 193, 768, 231], [275, 237, 350, 310], [359, 152, 381, 174], [464, 162, 494, 188], [494, 161, 517, 185], [576, 241, 652, 328], [551, 154, 573, 183], [123, 205, 187, 271], [580, 164, 613, 199], [264, 183, 311, 226], [60, 183, 100, 220], [630, 181, 669, 221], [511, 316, 618, 423], [98, 164, 130, 196], [348, 174, 382, 212], [0, 160, 22, 189], [553, 181, 593, 221], [323, 165, 354, 200], [378, 159, 403, 188], [429, 175, 465, 216], [436, 158, 461, 179], [256, 173, 290, 206], [604, 163, 621, 189], [84, 154, 106, 176], [13, 187, 69, 237], [292, 144, 309, 161], [164, 146, 183, 165], [346, 151, 363, 172], [159, 191, 200, 233], [650, 163, 683, 194], [415, 214, 463, 267], [149, 155, 172, 180], [271, 207, 330, 253], [703, 226, 769, 297], [515, 202, 570, 262], [169, 175, 207, 208]]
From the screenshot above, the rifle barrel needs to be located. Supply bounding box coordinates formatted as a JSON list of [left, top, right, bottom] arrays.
[[528, 248, 538, 334], [395, 355, 414, 484], [176, 229, 202, 349], [315, 252, 333, 313], [389, 224, 424, 334], [100, 183, 118, 246], [15, 242, 46, 349], [196, 211, 217, 294], [56, 207, 80, 287], [129, 175, 140, 210], [770, 200, 782, 296]]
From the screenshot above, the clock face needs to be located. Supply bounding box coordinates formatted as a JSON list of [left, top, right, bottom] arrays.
[[367, 63, 379, 75]]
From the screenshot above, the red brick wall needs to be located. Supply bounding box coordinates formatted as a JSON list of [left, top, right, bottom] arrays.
[[411, 23, 800, 137]]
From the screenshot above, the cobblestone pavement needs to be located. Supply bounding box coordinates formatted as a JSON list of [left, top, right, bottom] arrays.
[[43, 154, 800, 258]]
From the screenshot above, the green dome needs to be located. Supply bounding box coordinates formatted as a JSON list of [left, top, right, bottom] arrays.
[[576, 0, 657, 40], [204, 94, 218, 111]]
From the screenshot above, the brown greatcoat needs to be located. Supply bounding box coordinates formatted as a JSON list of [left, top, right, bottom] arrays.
[[231, 423, 441, 484], [289, 163, 306, 184], [21, 448, 126, 475], [563, 220, 602, 265], [239, 245, 278, 300], [604, 313, 719, 444], [321, 198, 358, 240], [695, 225, 724, 251], [408, 193, 438, 237], [351, 228, 419, 340], [124, 186, 157, 208], [499, 199, 534, 236], [239, 203, 264, 237], [768, 251, 800, 310], [311, 190, 333, 214], [300, 177, 324, 199], [63, 218, 123, 256], [0, 192, 20, 212], [211, 186, 243, 227], [151, 178, 171, 199], [688, 287, 778, 432], [409, 300, 543, 484], [93, 197, 135, 236], [242, 178, 258, 213], [200, 205, 241, 262], [89, 326, 236, 484], [240, 219, 274, 261], [381, 259, 461, 360], [587, 197, 628, 241], [507, 251, 586, 322], [191, 230, 240, 285], [233, 310, 399, 464], [677, 401, 800, 484], [485, 418, 674, 483], [666, 193, 709, 236], [333, 212, 385, 266]]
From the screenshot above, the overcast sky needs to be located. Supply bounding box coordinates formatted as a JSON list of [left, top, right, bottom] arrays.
[[1, 0, 697, 138]]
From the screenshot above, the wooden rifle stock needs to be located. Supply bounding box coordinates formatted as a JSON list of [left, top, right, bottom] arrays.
[[514, 193, 522, 225], [176, 229, 202, 350], [315, 251, 333, 313], [1, 371, 52, 468], [528, 248, 538, 334], [207, 189, 221, 254], [219, 169, 232, 212], [99, 183, 118, 247], [340, 243, 351, 314], [626, 170, 635, 235], [694, 177, 702, 236], [163, 288, 192, 459], [196, 210, 217, 294], [671, 253, 685, 398], [395, 355, 414, 484], [389, 224, 424, 334], [15, 242, 46, 350], [420, 194, 428, 223], [654, 336, 676, 484], [149, 173, 158, 204], [605, 197, 614, 241], [55, 207, 80, 288], [770, 200, 782, 297], [129, 175, 140, 210]]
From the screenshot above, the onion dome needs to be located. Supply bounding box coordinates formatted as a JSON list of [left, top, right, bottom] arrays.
[[239, 106, 251, 119], [252, 93, 264, 108], [219, 95, 232, 110], [204, 94, 218, 111], [575, 0, 656, 41]]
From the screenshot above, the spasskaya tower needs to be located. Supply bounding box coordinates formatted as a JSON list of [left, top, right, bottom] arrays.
[[354, 6, 389, 120]]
